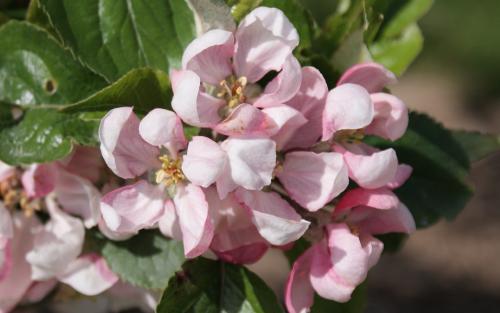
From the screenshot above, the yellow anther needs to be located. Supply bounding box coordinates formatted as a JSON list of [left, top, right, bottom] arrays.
[[155, 155, 184, 186], [334, 129, 365, 144], [216, 76, 248, 112]]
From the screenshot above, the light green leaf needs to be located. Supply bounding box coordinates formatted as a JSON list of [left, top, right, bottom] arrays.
[[367, 112, 473, 228], [452, 130, 500, 163], [94, 230, 185, 290], [369, 23, 423, 75], [61, 68, 172, 115], [157, 258, 286, 313], [378, 0, 433, 39], [227, 0, 261, 22], [0, 21, 107, 106], [39, 0, 198, 81]]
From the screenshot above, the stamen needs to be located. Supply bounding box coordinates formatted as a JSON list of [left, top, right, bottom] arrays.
[[334, 129, 365, 144], [155, 155, 185, 186], [216, 76, 248, 113]]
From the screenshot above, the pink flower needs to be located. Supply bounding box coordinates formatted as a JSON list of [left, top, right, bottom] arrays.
[[171, 7, 303, 136], [98, 107, 281, 258], [285, 186, 415, 312]]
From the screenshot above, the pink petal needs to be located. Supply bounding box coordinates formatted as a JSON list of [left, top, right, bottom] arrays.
[[0, 161, 15, 182], [238, 7, 299, 48], [309, 223, 371, 303], [182, 136, 227, 188], [21, 280, 57, 304], [253, 55, 302, 108], [58, 253, 119, 296], [352, 202, 416, 235], [0, 205, 13, 241], [386, 164, 413, 189], [182, 29, 234, 85], [215, 103, 278, 137], [100, 181, 165, 235], [322, 84, 374, 141], [215, 164, 238, 200], [21, 164, 56, 198], [284, 66, 328, 150], [365, 93, 408, 141], [360, 234, 384, 268], [235, 189, 310, 245], [336, 188, 400, 214], [0, 214, 39, 313], [221, 138, 276, 191], [99, 107, 159, 179], [158, 199, 182, 241], [337, 62, 397, 93], [284, 246, 315, 313], [234, 18, 293, 83], [59, 146, 104, 184], [335, 144, 398, 189], [171, 70, 224, 128], [262, 105, 307, 150], [278, 152, 349, 211], [174, 183, 214, 258], [139, 108, 187, 154], [205, 188, 267, 264], [26, 198, 85, 281], [54, 168, 101, 228]]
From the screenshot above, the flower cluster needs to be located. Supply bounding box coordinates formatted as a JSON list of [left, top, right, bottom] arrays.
[[0, 6, 415, 313]]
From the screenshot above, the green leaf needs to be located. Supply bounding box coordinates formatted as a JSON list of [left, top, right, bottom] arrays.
[[0, 21, 107, 106], [366, 112, 473, 228], [227, 0, 261, 22], [157, 258, 286, 313], [94, 230, 185, 290], [0, 107, 98, 164], [369, 23, 423, 75], [26, 0, 58, 38], [452, 131, 500, 163], [39, 0, 197, 81], [376, 0, 433, 39], [61, 68, 172, 114]]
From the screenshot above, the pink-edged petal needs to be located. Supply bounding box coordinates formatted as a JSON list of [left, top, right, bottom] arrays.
[[99, 107, 159, 179], [337, 62, 397, 93], [386, 164, 413, 189], [221, 137, 276, 191], [182, 29, 234, 85], [0, 161, 14, 182], [215, 103, 278, 137], [206, 188, 268, 264], [309, 223, 371, 303], [174, 183, 214, 258], [59, 146, 104, 184], [238, 7, 299, 48], [253, 55, 302, 108], [182, 136, 227, 188], [58, 253, 119, 296], [365, 93, 408, 141], [171, 70, 224, 128], [335, 144, 398, 189], [97, 218, 133, 242], [158, 199, 182, 241], [285, 246, 315, 313], [351, 202, 416, 235], [54, 168, 101, 228], [262, 105, 307, 150], [278, 152, 349, 211], [0, 214, 39, 313], [234, 18, 293, 83], [322, 84, 374, 141], [284, 66, 328, 150], [21, 164, 56, 198], [335, 187, 400, 214], [100, 181, 165, 235], [26, 198, 85, 281], [235, 189, 310, 245], [139, 108, 187, 154], [0, 205, 13, 240]]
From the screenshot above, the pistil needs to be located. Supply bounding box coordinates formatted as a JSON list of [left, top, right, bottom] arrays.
[[155, 155, 185, 187]]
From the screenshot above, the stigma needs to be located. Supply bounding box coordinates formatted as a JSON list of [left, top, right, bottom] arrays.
[[155, 155, 185, 186], [217, 76, 248, 112]]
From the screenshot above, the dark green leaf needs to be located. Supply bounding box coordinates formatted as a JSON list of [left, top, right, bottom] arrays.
[[39, 0, 197, 81], [95, 230, 185, 290], [157, 258, 285, 313], [61, 68, 172, 114], [366, 112, 473, 227], [452, 131, 500, 163], [26, 0, 58, 38], [0, 21, 107, 106]]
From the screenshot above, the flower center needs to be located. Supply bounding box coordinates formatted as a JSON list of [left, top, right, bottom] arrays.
[[0, 174, 42, 216], [155, 155, 185, 186], [334, 129, 365, 144], [217, 76, 248, 113]]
